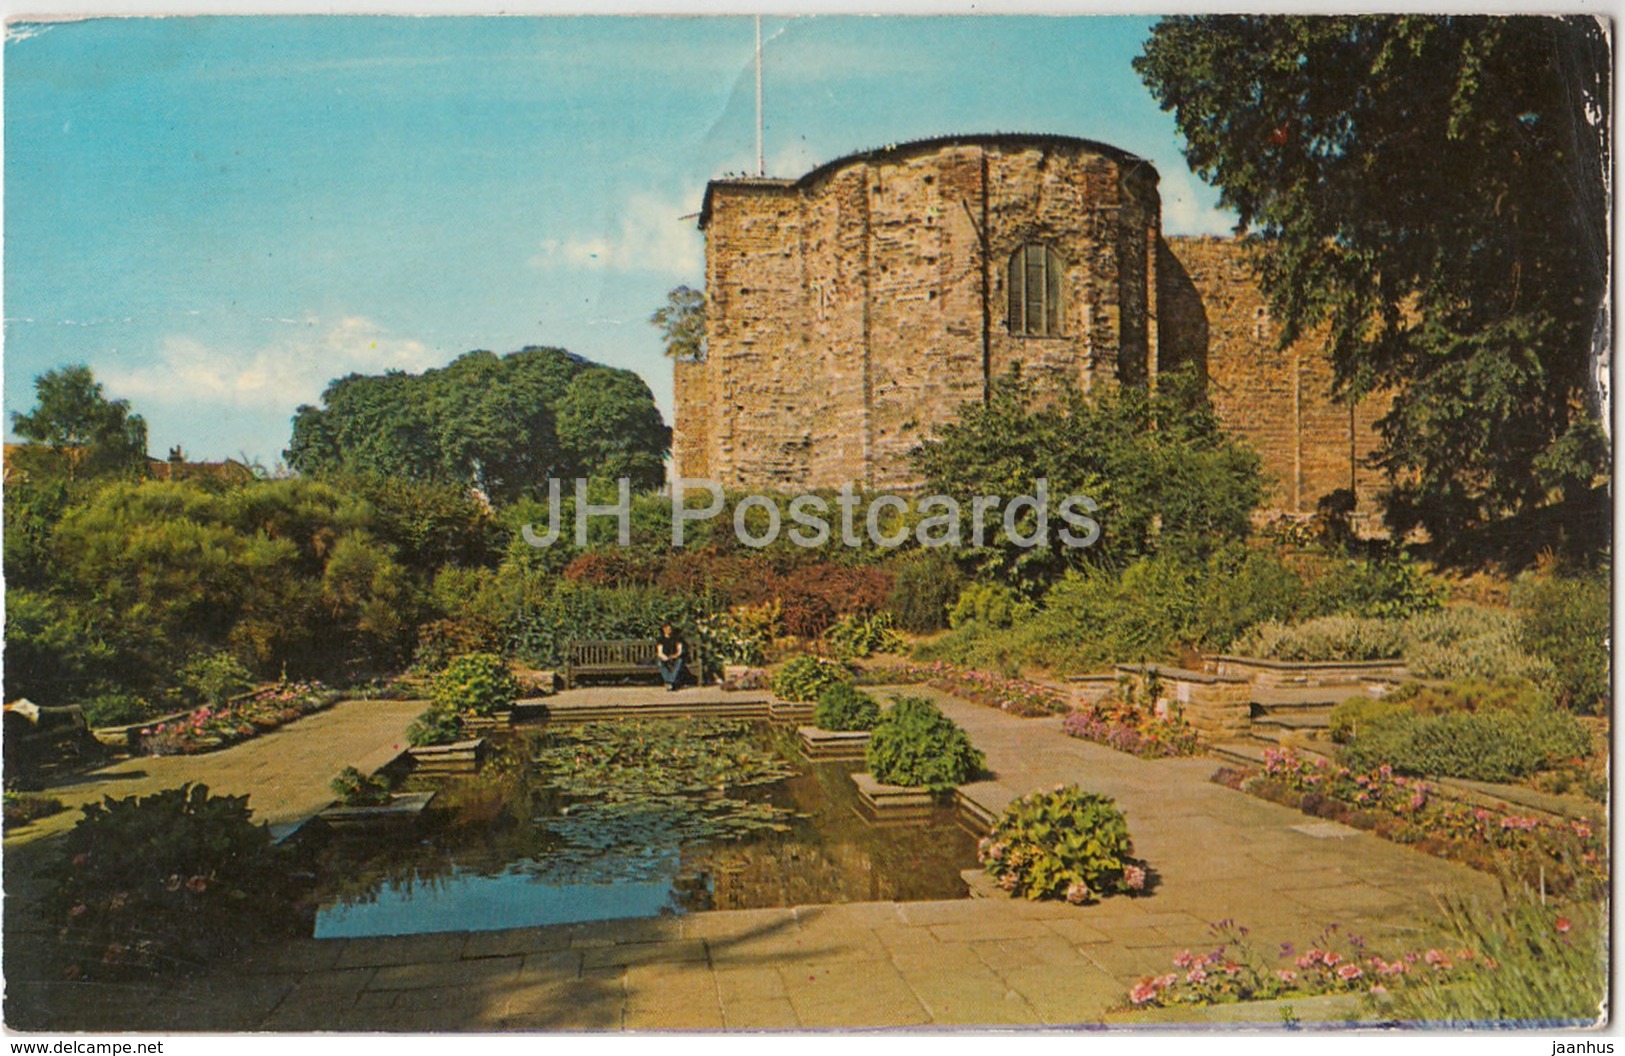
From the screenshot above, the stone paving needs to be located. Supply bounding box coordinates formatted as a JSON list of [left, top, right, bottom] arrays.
[[4, 687, 1506, 1032]]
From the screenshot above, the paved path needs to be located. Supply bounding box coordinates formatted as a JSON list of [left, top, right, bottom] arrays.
[[10, 698, 426, 842], [6, 689, 1504, 1031]]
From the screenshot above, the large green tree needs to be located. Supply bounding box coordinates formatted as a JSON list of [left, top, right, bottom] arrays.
[[1136, 16, 1610, 560], [286, 346, 670, 502], [10, 364, 149, 480]]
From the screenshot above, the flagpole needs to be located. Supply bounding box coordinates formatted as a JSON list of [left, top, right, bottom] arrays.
[[755, 15, 764, 176]]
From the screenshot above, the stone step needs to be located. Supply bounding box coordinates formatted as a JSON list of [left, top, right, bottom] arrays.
[[1252, 713, 1331, 731], [1251, 684, 1368, 710]]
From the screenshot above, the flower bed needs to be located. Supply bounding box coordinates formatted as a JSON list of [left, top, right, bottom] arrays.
[[137, 682, 340, 756], [861, 661, 1065, 717], [1128, 921, 1488, 1008], [1062, 696, 1202, 758], [1219, 747, 1605, 896]]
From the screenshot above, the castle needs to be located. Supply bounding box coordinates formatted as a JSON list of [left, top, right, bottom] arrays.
[[673, 134, 1388, 522]]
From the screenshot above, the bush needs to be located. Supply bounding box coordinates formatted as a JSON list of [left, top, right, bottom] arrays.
[[508, 581, 723, 677], [698, 601, 781, 666], [864, 696, 984, 790], [430, 653, 520, 716], [949, 582, 1031, 630], [330, 766, 393, 806], [1513, 573, 1610, 714], [825, 611, 904, 660], [1231, 616, 1407, 661], [406, 704, 465, 747], [1304, 556, 1445, 619], [812, 682, 881, 731], [80, 691, 156, 728], [176, 651, 255, 709], [3, 790, 66, 831], [1336, 683, 1591, 782], [887, 550, 964, 633], [977, 785, 1144, 903], [1401, 606, 1556, 685], [47, 784, 294, 977], [771, 654, 851, 703]]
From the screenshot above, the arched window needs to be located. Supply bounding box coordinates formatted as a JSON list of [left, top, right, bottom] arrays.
[[1007, 243, 1065, 336]]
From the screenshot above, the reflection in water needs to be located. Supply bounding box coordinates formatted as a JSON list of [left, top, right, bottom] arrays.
[[310, 720, 976, 938]]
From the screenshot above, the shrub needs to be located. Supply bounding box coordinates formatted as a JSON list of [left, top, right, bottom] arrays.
[[3, 790, 66, 831], [865, 695, 984, 790], [175, 651, 255, 709], [1513, 573, 1610, 714], [1231, 616, 1407, 661], [406, 704, 465, 747], [812, 683, 881, 731], [977, 785, 1144, 903], [887, 550, 964, 633], [330, 766, 393, 806], [698, 600, 781, 666], [1401, 606, 1556, 685], [1304, 556, 1445, 619], [948, 582, 1031, 630], [1336, 684, 1591, 782], [771, 654, 852, 703], [81, 691, 156, 728], [825, 611, 904, 660], [1327, 694, 1409, 743], [1386, 893, 1605, 1025], [47, 784, 294, 977], [779, 564, 895, 637], [430, 653, 520, 716], [508, 581, 724, 678]]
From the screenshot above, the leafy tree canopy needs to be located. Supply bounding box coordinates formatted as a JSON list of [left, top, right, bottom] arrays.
[[286, 346, 670, 501], [10, 365, 149, 480], [651, 285, 706, 362], [1136, 16, 1610, 560], [911, 369, 1263, 592]]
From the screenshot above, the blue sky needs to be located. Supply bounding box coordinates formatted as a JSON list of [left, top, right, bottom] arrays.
[[5, 15, 1236, 465]]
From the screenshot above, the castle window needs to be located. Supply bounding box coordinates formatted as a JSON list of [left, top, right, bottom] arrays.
[[1007, 243, 1065, 336]]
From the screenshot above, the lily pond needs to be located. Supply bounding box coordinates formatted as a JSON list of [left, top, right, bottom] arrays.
[[308, 718, 979, 938]]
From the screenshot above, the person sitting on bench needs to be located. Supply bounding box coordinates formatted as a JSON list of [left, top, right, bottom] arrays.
[[656, 623, 686, 692]]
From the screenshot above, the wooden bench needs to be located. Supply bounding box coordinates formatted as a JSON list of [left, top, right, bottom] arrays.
[[563, 639, 662, 690]]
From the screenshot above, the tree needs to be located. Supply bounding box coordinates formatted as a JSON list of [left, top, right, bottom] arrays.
[[286, 346, 670, 504], [11, 365, 149, 480], [651, 285, 706, 362], [1136, 16, 1610, 560]]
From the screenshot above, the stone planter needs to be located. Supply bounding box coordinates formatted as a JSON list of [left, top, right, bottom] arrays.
[[1208, 654, 1409, 690], [850, 772, 946, 823], [459, 711, 511, 733], [1115, 663, 1251, 739], [318, 790, 437, 830], [405, 738, 487, 776], [797, 726, 871, 761]]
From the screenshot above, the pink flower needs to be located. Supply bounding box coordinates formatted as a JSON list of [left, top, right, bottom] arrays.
[[1424, 949, 1451, 969], [1185, 967, 1207, 984], [68, 903, 87, 919], [1295, 954, 1315, 970], [1129, 981, 1159, 1005], [1064, 881, 1091, 905], [1276, 970, 1297, 983], [1173, 950, 1194, 968], [1572, 821, 1593, 839], [1369, 983, 1387, 995], [1123, 865, 1146, 891], [1556, 916, 1572, 934], [185, 875, 208, 894], [987, 842, 1006, 862], [1336, 964, 1362, 980]]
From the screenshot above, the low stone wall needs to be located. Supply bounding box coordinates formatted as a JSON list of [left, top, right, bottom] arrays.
[[1114, 664, 1251, 740], [1208, 655, 1409, 689]]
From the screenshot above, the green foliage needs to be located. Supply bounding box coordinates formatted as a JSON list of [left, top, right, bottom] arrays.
[[698, 601, 780, 666], [176, 652, 255, 709], [330, 766, 393, 807], [1303, 557, 1444, 620], [1513, 573, 1610, 714], [978, 786, 1141, 903], [824, 611, 904, 660], [770, 654, 852, 703], [80, 691, 157, 729], [864, 696, 984, 790], [287, 346, 671, 501], [811, 683, 881, 732], [948, 581, 1032, 630], [406, 704, 465, 747], [1385, 893, 1606, 1025], [508, 581, 724, 676], [1232, 616, 1408, 662], [47, 784, 292, 976], [1137, 17, 1610, 557], [430, 653, 519, 716], [3, 790, 66, 831], [651, 285, 707, 363], [911, 370, 1262, 591], [1336, 681, 1590, 781], [886, 549, 964, 633], [10, 365, 149, 481]]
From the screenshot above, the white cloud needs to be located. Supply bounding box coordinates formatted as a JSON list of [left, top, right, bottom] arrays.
[[1158, 165, 1239, 238], [531, 192, 704, 276], [101, 315, 443, 411]]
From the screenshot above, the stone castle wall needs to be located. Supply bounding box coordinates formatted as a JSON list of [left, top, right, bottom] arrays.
[[680, 135, 1388, 524]]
